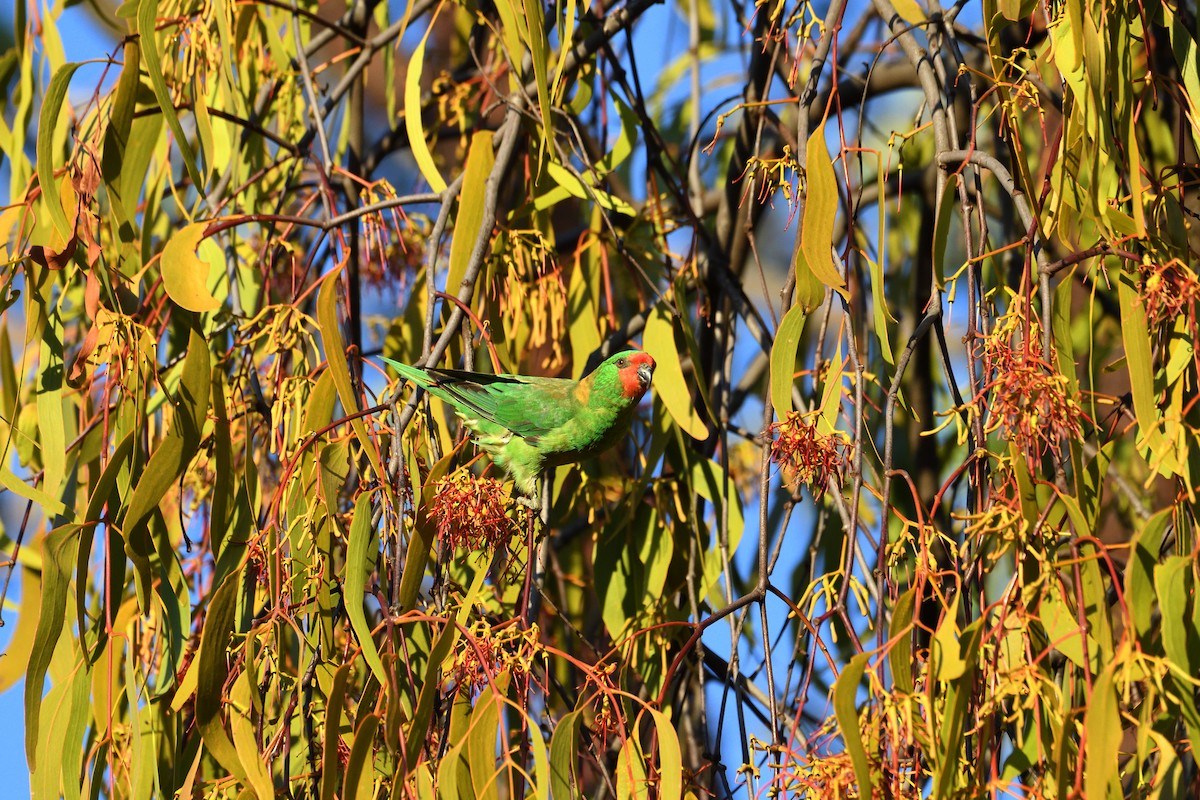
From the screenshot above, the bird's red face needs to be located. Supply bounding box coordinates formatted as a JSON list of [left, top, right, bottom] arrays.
[[615, 351, 656, 399]]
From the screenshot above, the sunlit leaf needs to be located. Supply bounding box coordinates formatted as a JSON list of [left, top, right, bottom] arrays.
[[644, 305, 708, 439], [769, 304, 806, 418], [403, 15, 448, 192], [160, 222, 222, 312], [137, 0, 204, 190], [801, 125, 846, 296]]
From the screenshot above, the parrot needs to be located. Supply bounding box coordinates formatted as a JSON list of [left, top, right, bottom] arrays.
[[383, 350, 656, 501]]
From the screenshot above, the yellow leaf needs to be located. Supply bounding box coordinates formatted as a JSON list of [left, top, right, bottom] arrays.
[[644, 306, 708, 440], [801, 125, 847, 296], [889, 0, 925, 25], [404, 12, 448, 192], [161, 223, 222, 312], [446, 131, 494, 302]]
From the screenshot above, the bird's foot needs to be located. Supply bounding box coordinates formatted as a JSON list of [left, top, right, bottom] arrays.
[[515, 495, 542, 511]]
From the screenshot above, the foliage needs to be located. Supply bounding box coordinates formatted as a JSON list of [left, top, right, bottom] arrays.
[[2, 0, 1200, 796]]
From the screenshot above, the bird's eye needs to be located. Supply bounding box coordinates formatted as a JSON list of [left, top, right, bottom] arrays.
[[617, 358, 627, 367]]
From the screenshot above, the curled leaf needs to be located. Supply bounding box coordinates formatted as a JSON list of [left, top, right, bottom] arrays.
[[161, 223, 222, 312]]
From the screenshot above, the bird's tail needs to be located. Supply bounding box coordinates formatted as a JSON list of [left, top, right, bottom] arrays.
[[379, 356, 434, 390]]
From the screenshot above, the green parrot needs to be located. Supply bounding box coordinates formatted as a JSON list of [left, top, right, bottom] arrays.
[[383, 351, 656, 499]]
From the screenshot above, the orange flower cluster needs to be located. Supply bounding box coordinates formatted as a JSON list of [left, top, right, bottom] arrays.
[[983, 330, 1082, 466], [768, 413, 849, 498], [1141, 258, 1200, 329], [430, 472, 518, 554]]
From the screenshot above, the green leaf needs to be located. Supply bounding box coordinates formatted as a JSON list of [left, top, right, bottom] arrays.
[[321, 664, 352, 800], [647, 709, 682, 800], [835, 652, 873, 791], [932, 620, 983, 799], [833, 652, 873, 794], [889, 587, 916, 694], [615, 735, 647, 800], [209, 369, 235, 557], [317, 266, 385, 482], [538, 161, 637, 215], [345, 491, 387, 686], [523, 0, 553, 155], [865, 256, 894, 365], [34, 284, 67, 514], [493, 0, 528, 76], [1041, 580, 1101, 672], [567, 261, 602, 362], [1156, 555, 1200, 675], [397, 448, 453, 612], [195, 573, 248, 782], [124, 326, 210, 533], [404, 621, 458, 771], [594, 98, 639, 174], [549, 710, 582, 800], [24, 524, 82, 771], [75, 430, 136, 651], [1126, 508, 1171, 645], [931, 594, 966, 682], [691, 456, 744, 607], [230, 668, 275, 799], [1083, 663, 1121, 799], [789, 247, 826, 313], [137, 0, 205, 191], [438, 691, 473, 800], [468, 680, 504, 800], [527, 709, 551, 800], [931, 173, 958, 291], [770, 304, 806, 418], [123, 327, 210, 609], [551, 0, 578, 104], [343, 713, 381, 800], [0, 463, 67, 518], [1118, 272, 1175, 474], [58, 657, 91, 800], [36, 62, 84, 241]]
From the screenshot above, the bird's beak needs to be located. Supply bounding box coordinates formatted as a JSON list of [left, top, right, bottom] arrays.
[[637, 362, 654, 388]]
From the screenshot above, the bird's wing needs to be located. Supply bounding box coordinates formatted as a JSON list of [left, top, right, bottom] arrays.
[[389, 360, 579, 440]]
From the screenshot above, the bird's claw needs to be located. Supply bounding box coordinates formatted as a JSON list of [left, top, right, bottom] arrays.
[[515, 496, 542, 511]]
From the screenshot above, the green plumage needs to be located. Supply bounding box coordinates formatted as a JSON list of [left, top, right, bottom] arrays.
[[383, 351, 655, 495]]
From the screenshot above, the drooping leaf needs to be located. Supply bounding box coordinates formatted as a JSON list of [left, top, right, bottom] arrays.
[[549, 710, 582, 800], [833, 652, 873, 794], [1083, 663, 1122, 799], [403, 14, 448, 192], [344, 491, 387, 686], [770, 304, 807, 418], [35, 62, 84, 242], [446, 131, 494, 304], [801, 125, 846, 295], [644, 305, 708, 440], [137, 0, 205, 190]]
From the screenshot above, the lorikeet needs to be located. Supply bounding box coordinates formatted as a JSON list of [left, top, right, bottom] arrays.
[[384, 351, 655, 498]]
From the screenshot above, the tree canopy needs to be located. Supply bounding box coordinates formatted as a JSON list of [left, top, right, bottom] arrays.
[[3, 0, 1200, 796]]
